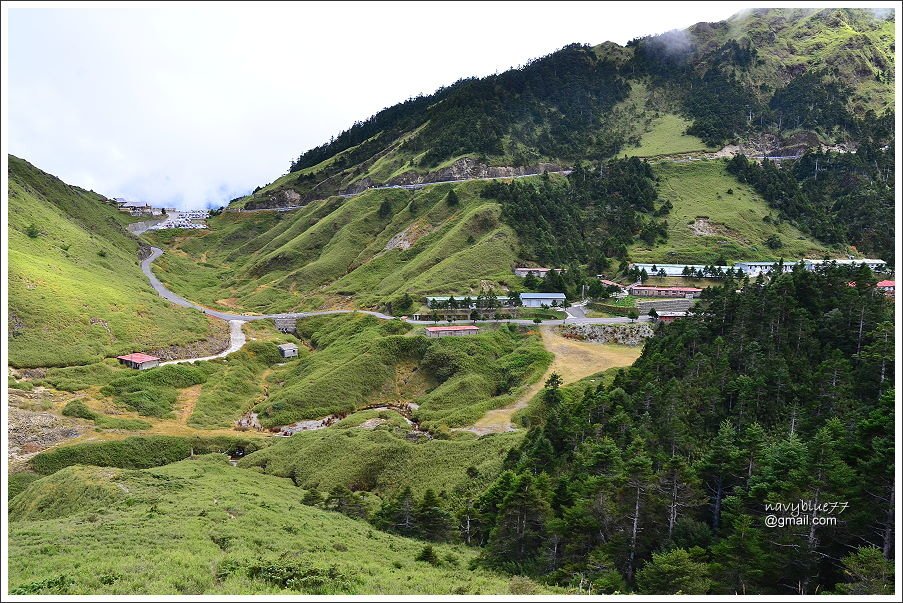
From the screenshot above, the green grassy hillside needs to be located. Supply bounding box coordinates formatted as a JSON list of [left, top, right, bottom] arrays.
[[146, 180, 519, 313], [150, 163, 835, 311], [9, 456, 542, 595], [623, 114, 715, 158], [8, 155, 217, 367], [254, 314, 551, 429], [631, 160, 831, 263], [226, 8, 891, 216], [241, 429, 523, 505], [720, 7, 895, 113]]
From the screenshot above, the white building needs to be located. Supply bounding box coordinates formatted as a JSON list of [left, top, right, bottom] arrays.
[[630, 263, 733, 277], [803, 258, 886, 272], [734, 261, 798, 277], [520, 292, 566, 308], [278, 343, 299, 358], [514, 267, 563, 278]]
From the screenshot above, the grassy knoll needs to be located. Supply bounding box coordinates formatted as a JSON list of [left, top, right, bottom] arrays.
[[145, 180, 519, 313], [7, 155, 216, 368], [623, 114, 715, 157], [254, 314, 551, 429], [631, 160, 831, 264], [9, 456, 541, 595], [240, 429, 522, 505]]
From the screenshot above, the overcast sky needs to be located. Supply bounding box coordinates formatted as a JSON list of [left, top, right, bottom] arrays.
[[6, 1, 758, 209]]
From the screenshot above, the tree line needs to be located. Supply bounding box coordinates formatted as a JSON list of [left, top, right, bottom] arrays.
[[466, 264, 894, 594], [727, 144, 895, 264], [484, 158, 667, 273]]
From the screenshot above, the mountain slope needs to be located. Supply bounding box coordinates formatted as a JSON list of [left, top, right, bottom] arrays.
[[233, 8, 893, 211], [148, 160, 836, 314], [9, 455, 540, 595], [146, 180, 520, 312], [7, 155, 218, 367]]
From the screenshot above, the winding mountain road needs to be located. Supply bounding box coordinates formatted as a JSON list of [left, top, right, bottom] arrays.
[[141, 247, 649, 361]]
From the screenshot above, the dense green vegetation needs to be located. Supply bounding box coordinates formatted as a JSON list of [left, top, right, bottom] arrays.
[[467, 265, 894, 594], [9, 456, 545, 594], [5, 8, 896, 596], [8, 155, 215, 367], [253, 314, 551, 430], [100, 364, 212, 418], [29, 435, 269, 475], [486, 159, 664, 271], [628, 8, 894, 145], [287, 44, 628, 174], [242, 429, 522, 505], [727, 145, 895, 264], [61, 399, 152, 431]]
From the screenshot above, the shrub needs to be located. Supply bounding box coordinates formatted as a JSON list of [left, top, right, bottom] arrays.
[[415, 545, 440, 565], [25, 224, 41, 238], [8, 379, 34, 391], [41, 362, 120, 392], [248, 556, 355, 593], [509, 576, 537, 595], [61, 399, 97, 420], [10, 575, 74, 595], [101, 364, 209, 417]]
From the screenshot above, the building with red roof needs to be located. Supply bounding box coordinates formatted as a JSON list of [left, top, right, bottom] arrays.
[[116, 352, 161, 370], [877, 280, 895, 297], [628, 285, 703, 298]]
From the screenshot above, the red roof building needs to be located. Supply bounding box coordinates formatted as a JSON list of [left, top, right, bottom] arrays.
[[425, 325, 480, 338], [116, 352, 161, 370], [628, 285, 703, 298], [877, 280, 895, 297]]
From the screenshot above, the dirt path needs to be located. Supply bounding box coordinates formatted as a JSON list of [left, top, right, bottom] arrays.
[[463, 326, 644, 436], [176, 385, 203, 425]]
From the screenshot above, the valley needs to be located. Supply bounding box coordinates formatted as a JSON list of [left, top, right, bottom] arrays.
[[5, 6, 896, 597]]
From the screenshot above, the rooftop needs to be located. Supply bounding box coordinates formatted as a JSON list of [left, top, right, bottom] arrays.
[[116, 352, 160, 363], [631, 286, 702, 292], [877, 280, 895, 287], [520, 292, 566, 299], [278, 343, 299, 350]]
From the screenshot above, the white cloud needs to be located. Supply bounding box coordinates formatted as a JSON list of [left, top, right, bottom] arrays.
[[7, 1, 756, 209]]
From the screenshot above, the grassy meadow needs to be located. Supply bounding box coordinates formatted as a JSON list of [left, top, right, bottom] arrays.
[[241, 429, 523, 505], [9, 456, 548, 595], [631, 160, 832, 264], [623, 114, 715, 157]]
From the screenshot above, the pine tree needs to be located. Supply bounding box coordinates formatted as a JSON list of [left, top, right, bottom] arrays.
[[635, 548, 712, 594], [415, 489, 454, 541], [486, 472, 552, 566]]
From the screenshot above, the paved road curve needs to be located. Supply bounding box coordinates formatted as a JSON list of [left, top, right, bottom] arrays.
[[141, 247, 651, 359]]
